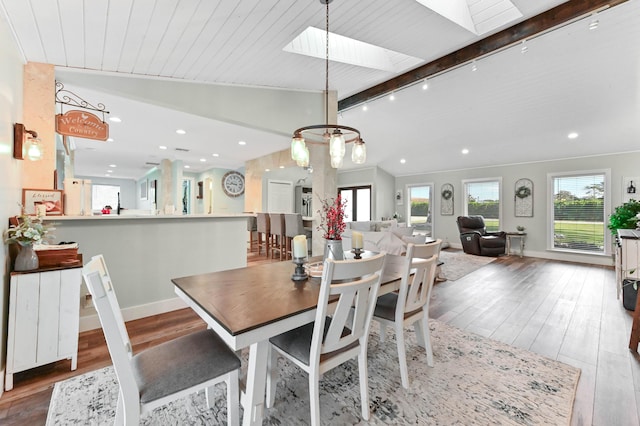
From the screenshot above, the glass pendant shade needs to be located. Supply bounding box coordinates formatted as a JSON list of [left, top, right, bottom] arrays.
[[351, 140, 366, 164], [291, 136, 306, 162], [296, 145, 310, 167], [26, 138, 43, 161], [329, 129, 345, 158], [330, 153, 343, 168]]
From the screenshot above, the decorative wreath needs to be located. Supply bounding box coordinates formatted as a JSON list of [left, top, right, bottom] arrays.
[[515, 185, 532, 199], [441, 189, 453, 200]]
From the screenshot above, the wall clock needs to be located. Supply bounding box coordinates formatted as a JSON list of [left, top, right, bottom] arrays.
[[222, 171, 245, 197]]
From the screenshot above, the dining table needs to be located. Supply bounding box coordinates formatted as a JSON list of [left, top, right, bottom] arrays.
[[172, 251, 406, 426]]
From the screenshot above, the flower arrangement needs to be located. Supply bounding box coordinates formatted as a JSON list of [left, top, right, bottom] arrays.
[[4, 213, 51, 245], [317, 194, 347, 240]]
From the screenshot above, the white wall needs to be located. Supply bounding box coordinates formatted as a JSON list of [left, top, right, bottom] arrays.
[[0, 12, 25, 397], [395, 152, 640, 265]]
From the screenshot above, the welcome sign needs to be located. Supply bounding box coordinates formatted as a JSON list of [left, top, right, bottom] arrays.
[[56, 110, 109, 141]]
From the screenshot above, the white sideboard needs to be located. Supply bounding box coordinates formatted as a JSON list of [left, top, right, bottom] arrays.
[[5, 266, 81, 391]]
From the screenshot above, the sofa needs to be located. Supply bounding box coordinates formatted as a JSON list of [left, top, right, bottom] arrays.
[[341, 220, 429, 255]]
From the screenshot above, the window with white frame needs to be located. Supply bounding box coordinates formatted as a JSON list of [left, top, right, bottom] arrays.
[[463, 179, 501, 231], [549, 171, 608, 253], [339, 186, 371, 222], [92, 184, 120, 212]]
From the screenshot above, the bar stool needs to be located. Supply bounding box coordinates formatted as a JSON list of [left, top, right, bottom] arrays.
[[256, 212, 271, 257], [247, 215, 257, 252], [284, 213, 312, 259], [269, 213, 286, 261]]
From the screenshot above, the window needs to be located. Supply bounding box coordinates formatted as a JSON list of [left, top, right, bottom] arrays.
[[92, 184, 120, 212], [463, 179, 501, 231], [549, 171, 609, 253], [339, 186, 371, 222], [406, 184, 433, 234]]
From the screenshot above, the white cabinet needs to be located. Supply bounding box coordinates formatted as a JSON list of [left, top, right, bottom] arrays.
[[5, 267, 81, 391]]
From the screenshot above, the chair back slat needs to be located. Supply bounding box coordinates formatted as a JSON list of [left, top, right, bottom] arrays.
[[399, 242, 440, 316], [82, 256, 139, 401], [83, 255, 132, 356], [311, 253, 386, 360]]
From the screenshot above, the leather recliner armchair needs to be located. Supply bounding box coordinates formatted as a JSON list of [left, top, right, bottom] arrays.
[[456, 215, 506, 256]]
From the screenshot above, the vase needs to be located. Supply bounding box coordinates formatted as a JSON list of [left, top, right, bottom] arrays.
[[323, 239, 344, 261], [15, 242, 39, 271]]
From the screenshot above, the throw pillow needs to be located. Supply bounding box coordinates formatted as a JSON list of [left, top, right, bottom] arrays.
[[350, 221, 373, 231], [402, 234, 427, 245], [391, 227, 414, 238], [375, 219, 397, 232]]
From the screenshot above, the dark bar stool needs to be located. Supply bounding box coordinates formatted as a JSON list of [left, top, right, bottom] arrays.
[[247, 215, 257, 252]]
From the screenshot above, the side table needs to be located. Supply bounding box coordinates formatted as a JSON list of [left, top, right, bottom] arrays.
[[506, 232, 527, 258]]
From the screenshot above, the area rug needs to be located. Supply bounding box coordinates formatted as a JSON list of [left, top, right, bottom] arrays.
[[46, 320, 579, 425], [438, 249, 496, 281]]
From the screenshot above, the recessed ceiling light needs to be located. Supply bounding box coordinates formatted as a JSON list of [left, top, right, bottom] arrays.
[[400, 158, 406, 164], [462, 148, 469, 154], [265, 168, 270, 172], [238, 141, 247, 145], [200, 158, 206, 162], [362, 104, 368, 111], [471, 62, 477, 72], [109, 117, 121, 123], [389, 94, 395, 101], [109, 164, 117, 167], [159, 145, 167, 150], [184, 165, 191, 169], [212, 153, 219, 157], [105, 173, 111, 177], [422, 80, 429, 90], [107, 169, 113, 173], [107, 138, 114, 142], [176, 129, 186, 135], [279, 165, 285, 169], [568, 132, 579, 139]]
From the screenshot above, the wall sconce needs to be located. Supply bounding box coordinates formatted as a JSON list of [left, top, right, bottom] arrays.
[[13, 123, 43, 161]]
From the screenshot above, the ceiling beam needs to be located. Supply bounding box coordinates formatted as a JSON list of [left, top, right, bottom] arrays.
[[338, 0, 629, 111]]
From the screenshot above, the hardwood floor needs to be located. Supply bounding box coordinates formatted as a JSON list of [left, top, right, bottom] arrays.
[[1, 250, 638, 425]]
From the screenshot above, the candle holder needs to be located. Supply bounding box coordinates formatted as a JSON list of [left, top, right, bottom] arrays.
[[352, 248, 363, 259], [291, 257, 308, 282]]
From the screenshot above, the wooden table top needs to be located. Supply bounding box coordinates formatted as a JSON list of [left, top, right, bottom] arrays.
[[172, 253, 405, 337]]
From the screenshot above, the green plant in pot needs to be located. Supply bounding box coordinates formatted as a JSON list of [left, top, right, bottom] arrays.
[[608, 199, 640, 235]]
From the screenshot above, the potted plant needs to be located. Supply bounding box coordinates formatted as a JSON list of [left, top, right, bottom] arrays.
[[608, 199, 640, 235], [516, 225, 525, 233]]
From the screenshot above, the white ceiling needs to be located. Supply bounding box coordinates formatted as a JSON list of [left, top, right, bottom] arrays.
[[2, 0, 638, 179]]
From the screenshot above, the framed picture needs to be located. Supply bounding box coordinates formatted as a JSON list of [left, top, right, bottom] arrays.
[[22, 188, 64, 215], [140, 179, 148, 200]]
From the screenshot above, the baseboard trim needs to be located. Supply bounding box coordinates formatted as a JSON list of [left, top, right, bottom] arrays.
[[79, 297, 188, 332], [445, 243, 613, 266]]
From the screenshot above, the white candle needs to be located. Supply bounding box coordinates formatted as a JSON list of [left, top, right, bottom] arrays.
[[352, 231, 363, 249], [293, 235, 307, 258]]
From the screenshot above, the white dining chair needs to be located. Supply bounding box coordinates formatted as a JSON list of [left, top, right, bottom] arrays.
[[372, 240, 440, 388], [82, 255, 241, 425], [267, 252, 387, 425]]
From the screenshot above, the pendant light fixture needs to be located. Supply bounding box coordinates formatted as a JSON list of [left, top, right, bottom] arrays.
[[290, 0, 366, 169]]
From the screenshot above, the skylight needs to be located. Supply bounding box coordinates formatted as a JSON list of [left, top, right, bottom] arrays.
[[415, 0, 523, 35], [283, 27, 422, 73]]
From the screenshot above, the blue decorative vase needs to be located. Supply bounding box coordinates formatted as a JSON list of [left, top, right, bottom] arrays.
[[15, 242, 39, 271]]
